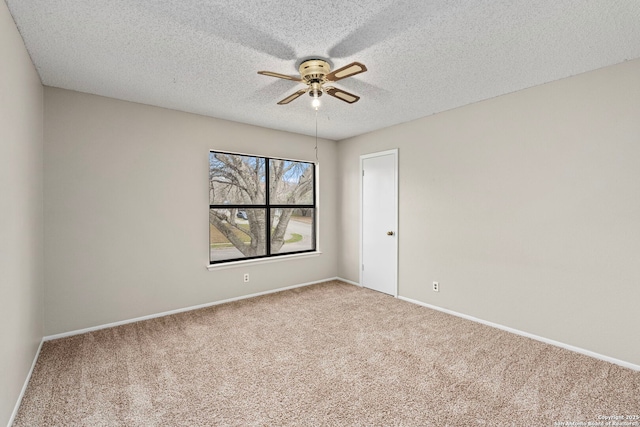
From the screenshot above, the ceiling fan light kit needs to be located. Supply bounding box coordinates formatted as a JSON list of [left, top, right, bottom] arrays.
[[258, 58, 367, 106]]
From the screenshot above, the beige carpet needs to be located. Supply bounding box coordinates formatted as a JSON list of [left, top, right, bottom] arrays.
[[14, 281, 640, 426]]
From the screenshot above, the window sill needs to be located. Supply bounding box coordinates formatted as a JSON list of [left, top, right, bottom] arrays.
[[207, 251, 322, 271]]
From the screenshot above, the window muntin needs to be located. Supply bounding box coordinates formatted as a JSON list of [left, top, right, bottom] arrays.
[[209, 151, 316, 264]]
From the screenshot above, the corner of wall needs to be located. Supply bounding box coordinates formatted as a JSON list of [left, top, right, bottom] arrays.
[[0, 1, 45, 425]]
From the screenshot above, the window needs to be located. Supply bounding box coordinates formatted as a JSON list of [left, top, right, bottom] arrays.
[[209, 151, 316, 264]]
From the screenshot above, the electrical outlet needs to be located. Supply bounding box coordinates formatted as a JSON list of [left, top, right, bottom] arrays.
[[432, 281, 439, 292], [244, 273, 249, 283]]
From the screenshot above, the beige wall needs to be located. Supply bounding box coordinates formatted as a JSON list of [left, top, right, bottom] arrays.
[[44, 88, 338, 335], [0, 2, 44, 425], [338, 59, 640, 366]]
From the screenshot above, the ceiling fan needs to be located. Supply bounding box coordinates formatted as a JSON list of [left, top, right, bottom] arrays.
[[258, 59, 367, 106]]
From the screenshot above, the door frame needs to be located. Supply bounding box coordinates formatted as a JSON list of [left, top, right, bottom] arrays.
[[359, 149, 399, 297]]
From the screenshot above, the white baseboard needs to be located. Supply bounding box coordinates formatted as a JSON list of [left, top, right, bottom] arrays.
[[397, 296, 640, 372], [44, 277, 338, 342], [335, 277, 360, 286], [8, 338, 44, 427]]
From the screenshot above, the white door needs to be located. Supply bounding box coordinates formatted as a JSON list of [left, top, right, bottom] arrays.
[[361, 150, 398, 296]]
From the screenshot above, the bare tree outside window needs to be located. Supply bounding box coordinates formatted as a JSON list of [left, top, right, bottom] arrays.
[[209, 151, 316, 264]]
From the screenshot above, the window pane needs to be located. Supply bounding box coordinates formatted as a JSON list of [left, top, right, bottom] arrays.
[[210, 208, 266, 262], [270, 208, 315, 254], [269, 159, 314, 205], [210, 153, 265, 205]]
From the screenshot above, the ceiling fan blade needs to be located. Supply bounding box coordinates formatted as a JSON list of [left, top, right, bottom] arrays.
[[277, 89, 307, 105], [325, 62, 367, 82], [325, 87, 361, 104], [258, 71, 302, 82]]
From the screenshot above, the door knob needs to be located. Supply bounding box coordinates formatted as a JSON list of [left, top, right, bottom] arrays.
[[387, 231, 394, 236]]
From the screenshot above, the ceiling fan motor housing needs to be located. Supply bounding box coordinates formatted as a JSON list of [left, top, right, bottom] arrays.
[[300, 58, 329, 80], [300, 59, 330, 98]]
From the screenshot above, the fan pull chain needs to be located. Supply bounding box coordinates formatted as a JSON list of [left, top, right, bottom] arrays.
[[315, 109, 319, 163]]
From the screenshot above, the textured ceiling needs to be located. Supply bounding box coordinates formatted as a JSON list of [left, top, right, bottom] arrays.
[[6, 0, 640, 140]]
